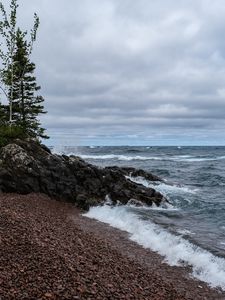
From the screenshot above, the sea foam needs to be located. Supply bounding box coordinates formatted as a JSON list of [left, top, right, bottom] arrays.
[[127, 176, 197, 196], [84, 205, 225, 290], [77, 153, 225, 162], [79, 154, 162, 161]]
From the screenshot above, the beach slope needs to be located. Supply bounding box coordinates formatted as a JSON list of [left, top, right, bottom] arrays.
[[0, 193, 224, 299]]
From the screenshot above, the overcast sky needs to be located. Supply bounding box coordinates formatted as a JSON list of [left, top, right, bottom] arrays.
[[2, 0, 225, 145]]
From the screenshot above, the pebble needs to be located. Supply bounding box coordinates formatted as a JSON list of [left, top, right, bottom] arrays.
[[0, 193, 224, 300]]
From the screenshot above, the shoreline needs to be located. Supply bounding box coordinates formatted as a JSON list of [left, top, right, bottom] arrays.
[[0, 193, 224, 299]]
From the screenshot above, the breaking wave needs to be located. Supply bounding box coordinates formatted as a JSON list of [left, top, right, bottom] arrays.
[[79, 154, 161, 161], [84, 205, 225, 290], [78, 154, 225, 162], [127, 176, 197, 196]]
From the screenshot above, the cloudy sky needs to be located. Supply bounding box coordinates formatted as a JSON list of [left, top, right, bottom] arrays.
[[2, 0, 225, 145]]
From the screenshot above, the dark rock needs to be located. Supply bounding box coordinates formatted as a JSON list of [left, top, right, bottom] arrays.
[[104, 166, 162, 181], [0, 139, 167, 209]]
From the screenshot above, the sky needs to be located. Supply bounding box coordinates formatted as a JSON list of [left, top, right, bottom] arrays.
[[1, 0, 225, 146]]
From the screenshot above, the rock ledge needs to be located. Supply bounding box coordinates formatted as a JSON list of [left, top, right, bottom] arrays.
[[0, 140, 167, 209]]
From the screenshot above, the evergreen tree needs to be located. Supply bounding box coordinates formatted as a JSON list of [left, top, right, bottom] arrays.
[[0, 101, 6, 125], [3, 28, 48, 139], [0, 0, 18, 125], [0, 0, 47, 143]]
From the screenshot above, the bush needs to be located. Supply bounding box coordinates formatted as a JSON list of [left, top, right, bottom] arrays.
[[0, 125, 27, 147]]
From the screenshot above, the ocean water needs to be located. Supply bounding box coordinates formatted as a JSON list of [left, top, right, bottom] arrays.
[[53, 145, 225, 290]]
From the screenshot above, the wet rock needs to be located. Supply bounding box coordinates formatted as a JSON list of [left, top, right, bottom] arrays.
[[0, 139, 167, 209], [105, 166, 162, 182]]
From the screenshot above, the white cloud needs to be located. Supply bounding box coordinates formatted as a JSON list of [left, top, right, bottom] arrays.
[[1, 0, 225, 145]]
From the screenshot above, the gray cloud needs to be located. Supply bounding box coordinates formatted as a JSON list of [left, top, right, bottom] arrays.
[[1, 0, 225, 145]]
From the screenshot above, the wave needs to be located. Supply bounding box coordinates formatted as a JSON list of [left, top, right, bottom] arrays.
[[127, 176, 197, 196], [176, 228, 196, 236], [181, 156, 225, 162], [51, 146, 80, 155], [127, 201, 179, 211], [84, 205, 225, 290], [78, 154, 162, 161], [78, 154, 225, 162]]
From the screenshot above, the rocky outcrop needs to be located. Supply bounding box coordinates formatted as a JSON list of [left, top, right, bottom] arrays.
[[0, 139, 167, 210], [104, 166, 161, 181]]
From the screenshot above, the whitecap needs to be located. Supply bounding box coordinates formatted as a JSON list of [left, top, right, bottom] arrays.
[[79, 154, 163, 161], [51, 145, 66, 155], [178, 156, 225, 162], [48, 151, 225, 163], [84, 205, 225, 290], [127, 176, 198, 196], [176, 228, 196, 236], [127, 201, 179, 211]]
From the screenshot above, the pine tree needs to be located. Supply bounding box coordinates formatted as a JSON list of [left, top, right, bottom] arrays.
[[0, 101, 9, 146], [0, 0, 47, 144], [0, 0, 18, 125], [3, 28, 48, 139], [0, 101, 6, 125]]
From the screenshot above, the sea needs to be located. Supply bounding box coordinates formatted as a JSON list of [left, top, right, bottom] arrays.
[[53, 145, 225, 290]]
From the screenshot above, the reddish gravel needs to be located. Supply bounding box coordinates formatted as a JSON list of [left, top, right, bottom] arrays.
[[0, 193, 224, 300]]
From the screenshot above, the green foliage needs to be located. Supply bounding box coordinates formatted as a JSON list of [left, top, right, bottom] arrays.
[[0, 0, 18, 124], [2, 28, 48, 139], [0, 0, 48, 143], [0, 102, 7, 125], [0, 124, 26, 147]]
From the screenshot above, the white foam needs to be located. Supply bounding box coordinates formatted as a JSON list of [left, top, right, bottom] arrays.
[[127, 176, 197, 196], [162, 154, 225, 162], [79, 154, 162, 161], [176, 228, 196, 236], [80, 152, 225, 162], [84, 205, 225, 290], [50, 151, 225, 162], [52, 146, 80, 155], [52, 145, 67, 155], [176, 156, 225, 162], [218, 156, 225, 160], [79, 154, 193, 161], [128, 201, 179, 211]]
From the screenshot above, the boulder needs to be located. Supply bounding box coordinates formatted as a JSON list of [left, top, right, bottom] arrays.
[[0, 139, 167, 210], [104, 166, 162, 181]]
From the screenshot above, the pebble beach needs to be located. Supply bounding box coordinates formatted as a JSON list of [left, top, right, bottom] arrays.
[[0, 193, 224, 300]]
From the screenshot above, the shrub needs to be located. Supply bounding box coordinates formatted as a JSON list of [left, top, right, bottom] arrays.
[[0, 125, 26, 147]]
